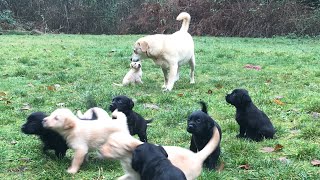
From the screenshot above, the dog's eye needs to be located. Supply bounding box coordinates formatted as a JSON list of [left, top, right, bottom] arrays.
[[54, 116, 59, 121], [196, 119, 201, 123]]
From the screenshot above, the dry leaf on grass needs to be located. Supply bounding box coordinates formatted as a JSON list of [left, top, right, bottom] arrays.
[[143, 103, 160, 110], [311, 159, 320, 166], [273, 99, 285, 105], [244, 64, 262, 71], [261, 144, 283, 153], [239, 164, 250, 170], [177, 93, 184, 97], [0, 92, 6, 96], [207, 89, 213, 94], [21, 104, 31, 110], [278, 157, 290, 163], [216, 162, 225, 172]]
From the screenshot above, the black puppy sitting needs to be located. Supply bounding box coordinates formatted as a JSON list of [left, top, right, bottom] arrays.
[[225, 88, 275, 141], [21, 112, 69, 158], [187, 101, 222, 169], [109, 95, 152, 142], [132, 143, 187, 180]]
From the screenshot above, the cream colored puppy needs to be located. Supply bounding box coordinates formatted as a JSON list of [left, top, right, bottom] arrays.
[[100, 126, 220, 180], [122, 61, 143, 85], [42, 108, 128, 174], [131, 12, 195, 91]]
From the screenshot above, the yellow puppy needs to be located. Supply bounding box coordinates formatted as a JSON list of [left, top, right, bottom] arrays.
[[100, 126, 220, 180], [42, 108, 128, 174]]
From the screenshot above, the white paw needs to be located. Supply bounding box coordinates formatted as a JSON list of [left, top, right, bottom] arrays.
[[67, 167, 78, 174]]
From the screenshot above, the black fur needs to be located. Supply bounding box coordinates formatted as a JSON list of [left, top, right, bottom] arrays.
[[109, 95, 152, 142], [21, 112, 68, 158], [225, 88, 275, 141], [132, 143, 186, 180], [187, 101, 222, 169]]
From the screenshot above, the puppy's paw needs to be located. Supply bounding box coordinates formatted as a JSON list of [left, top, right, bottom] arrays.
[[190, 80, 195, 84], [67, 167, 79, 174]]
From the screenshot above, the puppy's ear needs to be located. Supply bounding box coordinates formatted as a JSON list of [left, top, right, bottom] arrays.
[[129, 99, 134, 110], [241, 93, 252, 105], [63, 117, 75, 129], [139, 41, 148, 53], [207, 119, 215, 131], [131, 149, 142, 171], [158, 145, 168, 157]]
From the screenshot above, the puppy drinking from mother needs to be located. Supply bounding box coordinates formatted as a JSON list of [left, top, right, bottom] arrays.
[[131, 12, 195, 91]]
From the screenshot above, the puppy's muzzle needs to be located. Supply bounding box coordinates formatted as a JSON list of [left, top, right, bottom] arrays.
[[187, 124, 196, 133], [225, 94, 231, 103]]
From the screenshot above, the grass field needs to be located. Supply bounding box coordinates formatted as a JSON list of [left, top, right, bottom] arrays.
[[0, 34, 319, 179]]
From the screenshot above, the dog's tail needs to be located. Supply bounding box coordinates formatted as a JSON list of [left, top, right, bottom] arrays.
[[176, 12, 191, 32], [199, 101, 208, 114], [195, 126, 220, 163]]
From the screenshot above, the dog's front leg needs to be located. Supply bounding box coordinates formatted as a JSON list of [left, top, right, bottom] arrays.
[[161, 68, 169, 89], [165, 64, 178, 91], [237, 125, 246, 138], [67, 149, 88, 174]]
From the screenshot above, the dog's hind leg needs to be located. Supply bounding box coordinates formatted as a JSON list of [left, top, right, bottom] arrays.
[[189, 54, 195, 84], [161, 68, 169, 89]]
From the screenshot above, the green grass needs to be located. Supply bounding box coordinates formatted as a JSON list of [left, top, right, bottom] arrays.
[[0, 34, 320, 179]]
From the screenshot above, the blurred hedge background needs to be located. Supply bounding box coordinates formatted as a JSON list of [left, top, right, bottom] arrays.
[[1, 0, 319, 37]]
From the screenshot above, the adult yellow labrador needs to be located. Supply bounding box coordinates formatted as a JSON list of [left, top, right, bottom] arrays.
[[131, 12, 195, 91]]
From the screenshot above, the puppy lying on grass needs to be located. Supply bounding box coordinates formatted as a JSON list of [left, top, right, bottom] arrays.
[[132, 143, 187, 180], [187, 101, 222, 169], [21, 112, 69, 158], [226, 88, 275, 141], [100, 126, 220, 180], [42, 108, 128, 174], [109, 95, 153, 142]]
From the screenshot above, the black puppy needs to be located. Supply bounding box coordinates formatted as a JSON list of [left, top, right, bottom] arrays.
[[21, 112, 68, 158], [109, 95, 152, 142], [225, 88, 275, 141], [187, 101, 222, 169], [132, 143, 187, 180]]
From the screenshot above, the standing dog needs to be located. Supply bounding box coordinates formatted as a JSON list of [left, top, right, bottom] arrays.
[[132, 143, 187, 180], [42, 108, 128, 174], [131, 12, 195, 91], [21, 112, 69, 158], [99, 126, 221, 180], [187, 101, 222, 169], [109, 95, 152, 142], [226, 89, 275, 141]]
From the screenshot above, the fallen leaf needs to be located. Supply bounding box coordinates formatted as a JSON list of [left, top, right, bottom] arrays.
[[216, 161, 225, 172], [274, 95, 284, 99], [266, 79, 272, 83], [0, 92, 6, 96], [177, 93, 184, 97], [21, 104, 31, 110], [11, 140, 17, 145], [47, 85, 55, 91], [311, 112, 320, 119], [261, 147, 275, 153], [311, 159, 320, 166], [239, 164, 250, 170], [244, 64, 262, 71], [274, 144, 284, 151], [261, 144, 283, 153], [207, 89, 213, 94], [273, 99, 285, 105], [20, 158, 31, 162], [143, 103, 160, 110], [278, 157, 290, 164]]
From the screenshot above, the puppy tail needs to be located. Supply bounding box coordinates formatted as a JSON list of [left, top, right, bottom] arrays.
[[176, 12, 191, 32], [199, 101, 208, 114], [196, 126, 220, 163]]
